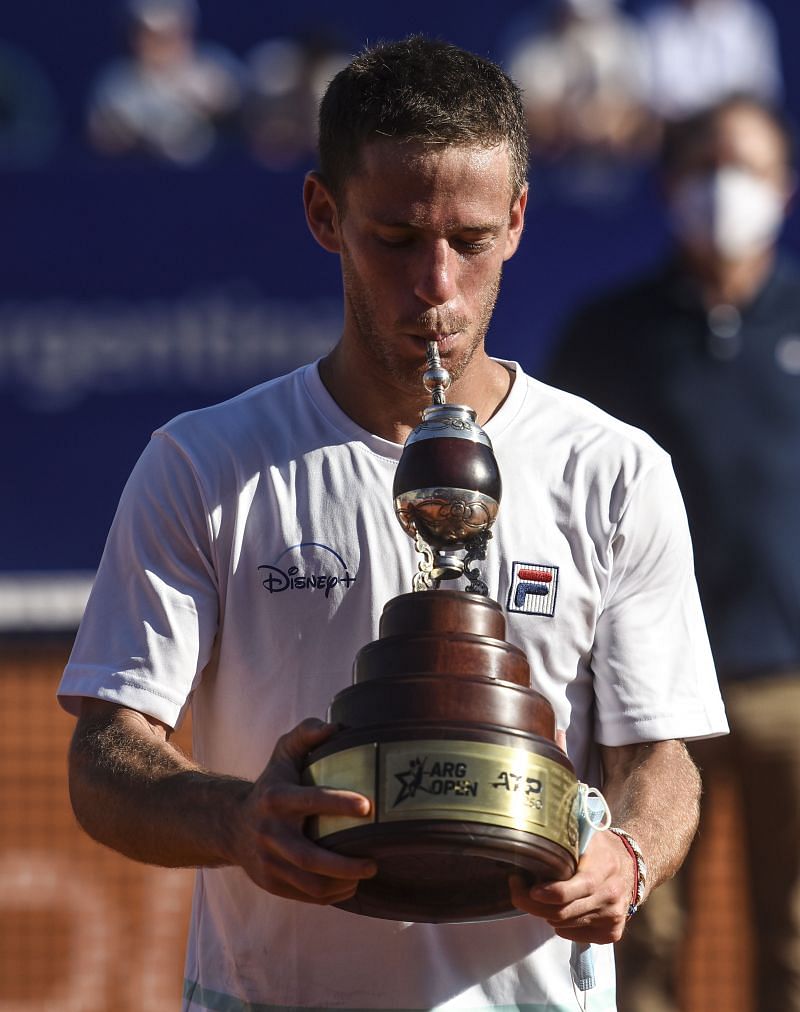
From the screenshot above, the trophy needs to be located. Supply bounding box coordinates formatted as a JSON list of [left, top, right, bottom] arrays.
[[304, 344, 579, 922]]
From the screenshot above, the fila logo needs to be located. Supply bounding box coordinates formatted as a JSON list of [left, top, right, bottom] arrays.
[[507, 562, 559, 617]]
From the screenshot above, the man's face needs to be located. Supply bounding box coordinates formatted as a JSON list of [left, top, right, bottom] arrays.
[[666, 103, 794, 263], [331, 140, 526, 393]]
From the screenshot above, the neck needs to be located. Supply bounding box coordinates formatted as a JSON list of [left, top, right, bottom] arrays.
[[682, 248, 775, 308], [318, 344, 513, 444]]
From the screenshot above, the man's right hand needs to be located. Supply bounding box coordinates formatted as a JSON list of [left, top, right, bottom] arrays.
[[232, 718, 378, 905], [69, 702, 376, 906]]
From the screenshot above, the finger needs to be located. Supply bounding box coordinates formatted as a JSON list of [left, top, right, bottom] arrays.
[[509, 875, 602, 922], [509, 871, 623, 941], [274, 867, 365, 904], [509, 874, 561, 917], [265, 827, 377, 881], [509, 874, 579, 910], [253, 855, 365, 905], [270, 719, 340, 768], [266, 881, 360, 906], [543, 896, 609, 926], [549, 910, 606, 930], [523, 860, 607, 907], [527, 877, 586, 905], [258, 782, 372, 819]]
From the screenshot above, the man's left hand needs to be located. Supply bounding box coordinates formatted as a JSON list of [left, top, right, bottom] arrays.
[[509, 829, 635, 944]]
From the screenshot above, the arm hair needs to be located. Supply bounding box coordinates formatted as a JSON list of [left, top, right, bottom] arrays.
[[600, 738, 702, 900], [68, 698, 250, 868]]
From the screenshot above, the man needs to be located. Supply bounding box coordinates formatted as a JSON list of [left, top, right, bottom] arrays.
[[548, 95, 799, 1010], [87, 0, 243, 165], [60, 38, 726, 1012]]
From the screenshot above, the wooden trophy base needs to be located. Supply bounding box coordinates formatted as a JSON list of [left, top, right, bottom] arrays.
[[304, 591, 579, 922]]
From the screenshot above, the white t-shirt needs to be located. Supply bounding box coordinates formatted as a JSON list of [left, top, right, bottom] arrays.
[[59, 361, 727, 1012]]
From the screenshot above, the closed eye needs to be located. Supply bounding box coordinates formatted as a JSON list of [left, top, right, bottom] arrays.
[[455, 237, 494, 254], [374, 233, 495, 253], [375, 234, 414, 248]]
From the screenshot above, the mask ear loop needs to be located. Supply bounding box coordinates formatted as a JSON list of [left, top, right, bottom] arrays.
[[570, 784, 612, 1008], [577, 784, 612, 849]]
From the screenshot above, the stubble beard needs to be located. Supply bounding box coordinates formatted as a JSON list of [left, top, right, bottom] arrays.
[[341, 248, 502, 394]]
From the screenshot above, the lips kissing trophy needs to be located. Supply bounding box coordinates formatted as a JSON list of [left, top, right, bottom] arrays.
[[304, 344, 580, 922]]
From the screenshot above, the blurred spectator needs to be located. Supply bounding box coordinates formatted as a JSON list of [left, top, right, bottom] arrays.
[[87, 0, 243, 165], [641, 0, 782, 122], [546, 95, 800, 1012], [507, 0, 655, 167], [0, 40, 60, 167], [242, 33, 349, 169]]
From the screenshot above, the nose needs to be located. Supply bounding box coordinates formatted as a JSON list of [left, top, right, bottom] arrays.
[[413, 239, 458, 308]]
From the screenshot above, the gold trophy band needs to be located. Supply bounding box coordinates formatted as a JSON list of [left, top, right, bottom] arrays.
[[306, 739, 580, 858]]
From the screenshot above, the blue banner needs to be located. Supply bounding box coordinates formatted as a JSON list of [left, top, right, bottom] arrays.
[[2, 0, 797, 628]]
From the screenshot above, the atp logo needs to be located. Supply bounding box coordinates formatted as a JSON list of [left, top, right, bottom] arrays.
[[507, 562, 559, 617]]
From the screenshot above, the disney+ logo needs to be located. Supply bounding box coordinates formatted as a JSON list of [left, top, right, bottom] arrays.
[[258, 542, 357, 600]]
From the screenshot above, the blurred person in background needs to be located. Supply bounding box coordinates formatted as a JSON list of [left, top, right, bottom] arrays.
[[241, 32, 350, 170], [547, 95, 800, 1012], [506, 0, 657, 199], [87, 0, 243, 165], [641, 0, 782, 123]]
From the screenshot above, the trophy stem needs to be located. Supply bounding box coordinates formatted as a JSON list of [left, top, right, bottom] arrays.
[[424, 341, 450, 405]]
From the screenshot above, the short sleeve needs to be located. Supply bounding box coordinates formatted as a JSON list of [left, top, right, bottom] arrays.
[[57, 432, 220, 728], [591, 458, 728, 745]]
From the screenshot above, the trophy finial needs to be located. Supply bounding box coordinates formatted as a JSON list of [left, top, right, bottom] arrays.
[[392, 344, 502, 592], [423, 341, 452, 406]]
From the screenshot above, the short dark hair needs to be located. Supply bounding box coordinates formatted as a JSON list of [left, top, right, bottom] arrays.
[[318, 36, 529, 202], [660, 94, 796, 177]]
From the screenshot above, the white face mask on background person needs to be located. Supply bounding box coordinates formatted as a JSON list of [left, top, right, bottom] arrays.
[[669, 166, 786, 260]]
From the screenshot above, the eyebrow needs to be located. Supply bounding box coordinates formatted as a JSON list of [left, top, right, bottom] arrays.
[[371, 218, 504, 233]]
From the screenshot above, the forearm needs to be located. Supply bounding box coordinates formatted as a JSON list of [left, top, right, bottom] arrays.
[[69, 702, 378, 905], [69, 703, 251, 868], [509, 738, 700, 939], [600, 739, 701, 898]]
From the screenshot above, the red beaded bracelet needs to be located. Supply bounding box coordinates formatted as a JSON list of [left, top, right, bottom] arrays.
[[609, 826, 647, 918]]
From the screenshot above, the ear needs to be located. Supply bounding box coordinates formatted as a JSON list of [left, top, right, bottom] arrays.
[[304, 172, 342, 253], [503, 186, 528, 261]]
